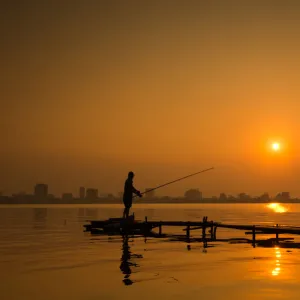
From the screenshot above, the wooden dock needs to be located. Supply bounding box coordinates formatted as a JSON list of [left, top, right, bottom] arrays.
[[83, 215, 300, 247]]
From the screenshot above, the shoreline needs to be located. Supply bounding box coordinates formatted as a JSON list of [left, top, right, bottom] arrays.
[[0, 200, 298, 205]]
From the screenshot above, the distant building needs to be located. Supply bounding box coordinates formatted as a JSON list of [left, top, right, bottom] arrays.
[[34, 184, 48, 199], [62, 193, 73, 201], [281, 192, 290, 201], [79, 187, 85, 199], [219, 193, 227, 201], [238, 193, 250, 200], [13, 191, 27, 197], [260, 193, 270, 202], [145, 188, 155, 198], [12, 193, 34, 202], [160, 196, 171, 201], [184, 189, 202, 200], [275, 192, 290, 202], [86, 188, 98, 200]]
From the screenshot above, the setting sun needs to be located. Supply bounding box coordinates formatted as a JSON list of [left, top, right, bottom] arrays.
[[267, 203, 287, 213], [272, 143, 280, 152]]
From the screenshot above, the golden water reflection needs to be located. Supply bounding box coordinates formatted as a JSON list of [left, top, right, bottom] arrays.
[[267, 203, 288, 213], [272, 247, 281, 276]]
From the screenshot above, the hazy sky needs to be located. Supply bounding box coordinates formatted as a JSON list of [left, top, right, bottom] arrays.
[[2, 1, 300, 197]]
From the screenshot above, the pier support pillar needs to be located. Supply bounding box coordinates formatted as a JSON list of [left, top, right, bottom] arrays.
[[252, 225, 256, 248], [186, 223, 190, 239], [202, 216, 207, 240], [276, 224, 279, 242], [159, 222, 162, 236], [210, 221, 214, 240], [202, 225, 206, 240], [213, 226, 217, 240]]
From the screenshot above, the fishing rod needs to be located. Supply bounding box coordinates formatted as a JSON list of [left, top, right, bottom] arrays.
[[133, 167, 214, 198]]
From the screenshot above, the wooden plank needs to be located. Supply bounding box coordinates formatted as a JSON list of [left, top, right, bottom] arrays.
[[85, 219, 300, 235]]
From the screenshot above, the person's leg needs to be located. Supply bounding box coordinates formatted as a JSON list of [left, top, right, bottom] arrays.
[[123, 199, 129, 218], [125, 207, 129, 219], [123, 199, 132, 219], [127, 200, 132, 219]]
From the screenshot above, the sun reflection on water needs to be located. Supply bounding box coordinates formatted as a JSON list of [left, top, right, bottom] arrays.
[[267, 203, 288, 213], [272, 247, 281, 277]]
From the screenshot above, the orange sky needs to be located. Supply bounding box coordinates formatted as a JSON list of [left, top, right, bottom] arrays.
[[2, 1, 300, 197]]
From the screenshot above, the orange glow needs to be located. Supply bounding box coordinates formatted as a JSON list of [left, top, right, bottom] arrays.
[[265, 138, 287, 155], [267, 203, 288, 213], [272, 143, 280, 151], [2, 1, 300, 197]]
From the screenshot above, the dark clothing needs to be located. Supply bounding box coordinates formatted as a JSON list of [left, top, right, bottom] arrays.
[[123, 178, 137, 208], [123, 198, 132, 209]]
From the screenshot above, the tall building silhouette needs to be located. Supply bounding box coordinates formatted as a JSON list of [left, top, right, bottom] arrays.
[[34, 184, 48, 199], [281, 192, 290, 201], [219, 193, 227, 201], [184, 188, 202, 200], [86, 188, 98, 200], [79, 187, 85, 199]]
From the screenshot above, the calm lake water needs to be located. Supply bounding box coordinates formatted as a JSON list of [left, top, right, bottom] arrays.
[[1, 203, 300, 300]]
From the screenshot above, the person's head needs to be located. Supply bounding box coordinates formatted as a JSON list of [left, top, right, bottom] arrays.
[[128, 171, 134, 179]]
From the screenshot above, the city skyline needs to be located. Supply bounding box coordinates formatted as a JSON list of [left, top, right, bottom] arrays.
[[0, 182, 296, 201]]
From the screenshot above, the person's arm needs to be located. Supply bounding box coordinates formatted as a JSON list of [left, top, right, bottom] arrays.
[[132, 185, 142, 197]]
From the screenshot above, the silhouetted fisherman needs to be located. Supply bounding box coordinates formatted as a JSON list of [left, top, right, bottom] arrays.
[[123, 171, 142, 219]]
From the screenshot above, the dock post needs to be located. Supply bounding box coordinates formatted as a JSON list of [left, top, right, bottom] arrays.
[[213, 226, 217, 240], [276, 224, 279, 242], [143, 216, 148, 237], [159, 222, 162, 236], [252, 225, 256, 247], [202, 219, 206, 240], [210, 221, 214, 240], [186, 222, 190, 239]]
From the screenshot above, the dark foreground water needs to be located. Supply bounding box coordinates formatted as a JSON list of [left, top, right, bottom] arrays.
[[1, 203, 300, 300]]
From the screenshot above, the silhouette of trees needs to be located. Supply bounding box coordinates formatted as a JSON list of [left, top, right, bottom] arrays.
[[184, 189, 202, 200]]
